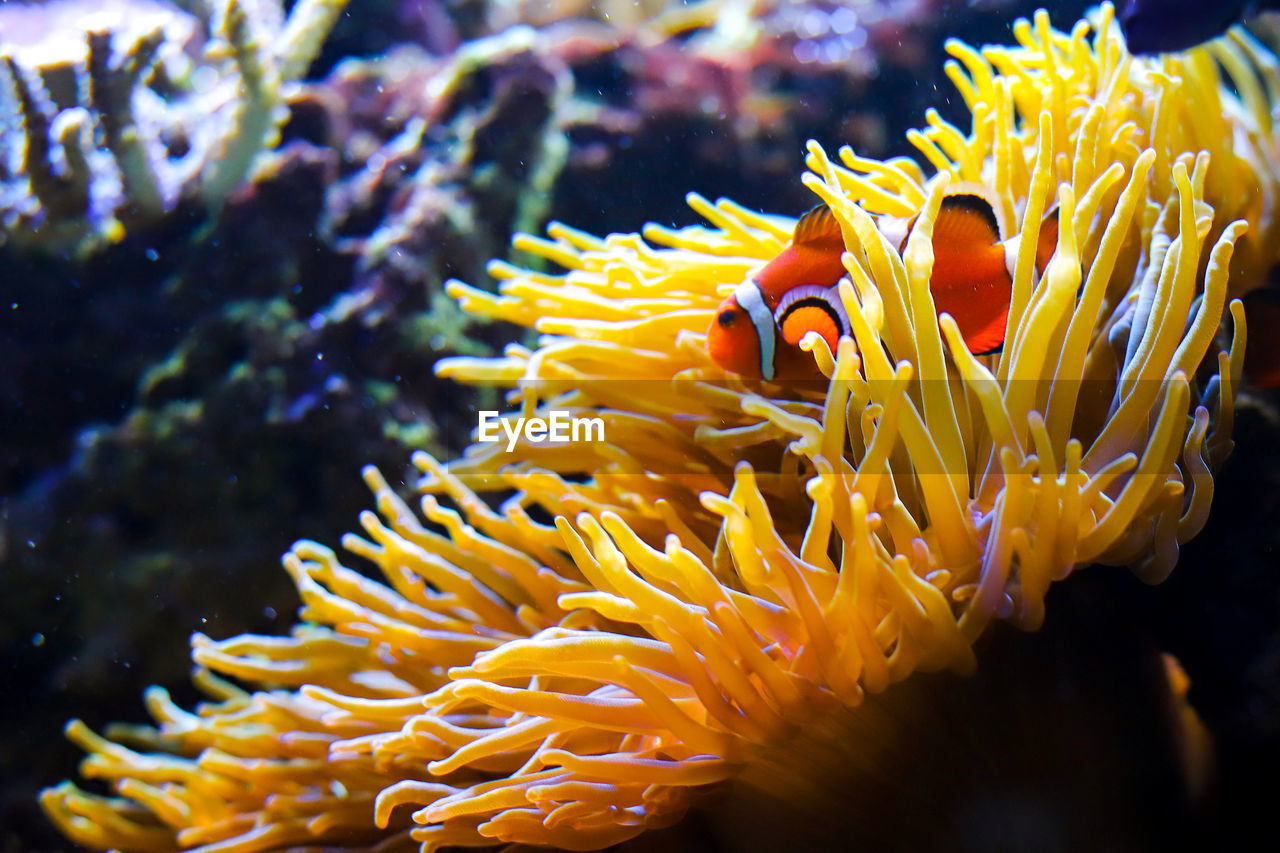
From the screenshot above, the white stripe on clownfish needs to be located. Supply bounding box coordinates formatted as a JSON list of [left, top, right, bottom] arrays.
[[732, 279, 777, 380]]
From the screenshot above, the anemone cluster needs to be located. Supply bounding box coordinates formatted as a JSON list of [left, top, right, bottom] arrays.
[[38, 5, 1280, 852], [0, 0, 348, 255]]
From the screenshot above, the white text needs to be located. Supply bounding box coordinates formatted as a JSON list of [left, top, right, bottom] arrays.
[[477, 410, 606, 452]]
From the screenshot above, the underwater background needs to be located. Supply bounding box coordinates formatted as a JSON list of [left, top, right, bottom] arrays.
[[3, 0, 1280, 850]]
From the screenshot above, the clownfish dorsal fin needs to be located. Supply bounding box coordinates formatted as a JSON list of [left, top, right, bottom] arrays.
[[792, 203, 843, 247], [933, 184, 1006, 247]]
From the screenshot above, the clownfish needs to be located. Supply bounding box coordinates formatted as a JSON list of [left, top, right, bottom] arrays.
[[707, 187, 1060, 381]]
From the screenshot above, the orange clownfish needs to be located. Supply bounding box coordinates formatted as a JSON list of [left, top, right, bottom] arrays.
[[707, 187, 1060, 380]]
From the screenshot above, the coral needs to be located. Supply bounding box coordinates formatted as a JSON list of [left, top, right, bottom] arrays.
[[544, 0, 951, 231], [0, 0, 349, 255], [38, 5, 1275, 851], [309, 0, 956, 288], [314, 28, 575, 303]]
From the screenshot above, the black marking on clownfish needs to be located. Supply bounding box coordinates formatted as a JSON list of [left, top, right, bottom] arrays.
[[879, 185, 1008, 253], [937, 192, 1003, 242]]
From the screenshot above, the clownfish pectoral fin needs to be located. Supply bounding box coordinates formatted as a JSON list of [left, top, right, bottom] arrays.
[[792, 203, 844, 248], [774, 284, 851, 353]]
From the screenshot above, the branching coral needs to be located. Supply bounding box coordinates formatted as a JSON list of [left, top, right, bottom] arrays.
[[0, 0, 348, 255], [40, 4, 1275, 852]]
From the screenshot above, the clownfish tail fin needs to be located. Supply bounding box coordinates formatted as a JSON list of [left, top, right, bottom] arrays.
[[972, 336, 1005, 357]]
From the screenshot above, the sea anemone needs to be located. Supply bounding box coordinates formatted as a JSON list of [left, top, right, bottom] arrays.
[[41, 4, 1266, 851]]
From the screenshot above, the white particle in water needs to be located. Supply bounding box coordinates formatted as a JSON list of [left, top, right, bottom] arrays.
[[793, 39, 820, 64], [797, 9, 830, 39], [831, 7, 859, 35]]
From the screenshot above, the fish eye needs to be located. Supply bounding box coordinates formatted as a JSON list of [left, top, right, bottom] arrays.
[[717, 309, 737, 328]]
